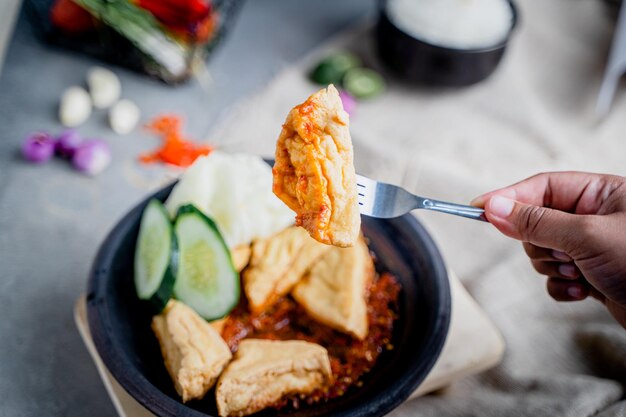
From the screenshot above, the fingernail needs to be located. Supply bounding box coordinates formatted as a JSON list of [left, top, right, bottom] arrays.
[[470, 196, 486, 207], [552, 250, 572, 262], [567, 285, 583, 299], [558, 263, 578, 278], [488, 196, 515, 218]]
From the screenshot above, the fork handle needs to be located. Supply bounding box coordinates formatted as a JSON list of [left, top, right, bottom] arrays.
[[419, 198, 488, 222]]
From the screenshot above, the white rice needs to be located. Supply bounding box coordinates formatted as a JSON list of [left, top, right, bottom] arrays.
[[386, 0, 513, 50]]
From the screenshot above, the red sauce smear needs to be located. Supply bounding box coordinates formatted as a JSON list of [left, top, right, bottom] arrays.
[[140, 115, 213, 168], [221, 272, 401, 410]]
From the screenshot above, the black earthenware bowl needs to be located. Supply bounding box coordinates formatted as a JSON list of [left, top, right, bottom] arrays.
[[87, 182, 451, 417], [377, 0, 519, 86]]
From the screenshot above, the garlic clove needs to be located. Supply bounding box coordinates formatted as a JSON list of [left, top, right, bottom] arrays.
[[109, 99, 141, 135], [59, 86, 92, 127], [87, 67, 122, 109]]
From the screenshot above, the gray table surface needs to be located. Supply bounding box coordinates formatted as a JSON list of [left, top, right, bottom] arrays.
[[0, 1, 372, 415]]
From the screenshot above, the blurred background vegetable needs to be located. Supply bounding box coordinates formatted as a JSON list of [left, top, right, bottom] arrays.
[[72, 139, 112, 175], [25, 0, 243, 83], [140, 114, 213, 167], [22, 132, 55, 163], [55, 129, 83, 158], [59, 86, 92, 127]]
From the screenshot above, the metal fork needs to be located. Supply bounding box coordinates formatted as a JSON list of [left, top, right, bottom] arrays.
[[356, 174, 487, 221]]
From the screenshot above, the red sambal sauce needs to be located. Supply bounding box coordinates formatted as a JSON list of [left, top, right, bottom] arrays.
[[220, 272, 402, 410]]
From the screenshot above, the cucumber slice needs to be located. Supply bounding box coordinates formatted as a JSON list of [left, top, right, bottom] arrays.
[[134, 199, 178, 311], [173, 205, 239, 320], [310, 52, 361, 85], [343, 68, 386, 99]]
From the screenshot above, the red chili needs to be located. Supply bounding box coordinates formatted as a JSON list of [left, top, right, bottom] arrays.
[[50, 0, 95, 34], [136, 0, 211, 30], [140, 115, 213, 168]]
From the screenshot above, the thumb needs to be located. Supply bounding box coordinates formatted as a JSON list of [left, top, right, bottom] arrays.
[[485, 195, 585, 251]]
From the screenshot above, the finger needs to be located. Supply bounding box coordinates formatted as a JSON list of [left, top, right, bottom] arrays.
[[588, 287, 605, 303], [471, 172, 614, 214], [531, 260, 580, 279], [523, 243, 572, 262], [484, 196, 591, 252], [546, 277, 590, 301]]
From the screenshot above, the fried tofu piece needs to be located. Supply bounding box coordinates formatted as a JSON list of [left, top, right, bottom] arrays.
[[152, 300, 233, 402], [243, 226, 331, 313], [216, 339, 332, 417], [231, 244, 251, 273], [273, 85, 360, 248], [210, 317, 227, 335], [292, 236, 373, 339]]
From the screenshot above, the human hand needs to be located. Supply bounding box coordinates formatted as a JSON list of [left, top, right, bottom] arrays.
[[471, 172, 626, 329]]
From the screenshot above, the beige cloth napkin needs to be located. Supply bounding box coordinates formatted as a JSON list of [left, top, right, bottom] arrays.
[[210, 0, 626, 415]]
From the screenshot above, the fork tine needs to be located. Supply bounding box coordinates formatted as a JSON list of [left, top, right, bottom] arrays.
[[357, 174, 414, 218], [356, 174, 369, 208], [355, 174, 383, 217], [357, 185, 365, 206]]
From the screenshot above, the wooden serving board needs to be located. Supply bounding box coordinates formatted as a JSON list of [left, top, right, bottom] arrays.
[[74, 272, 504, 416]]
